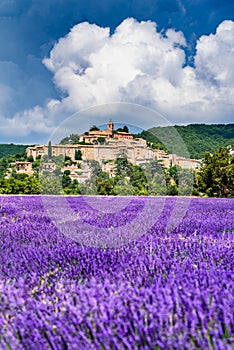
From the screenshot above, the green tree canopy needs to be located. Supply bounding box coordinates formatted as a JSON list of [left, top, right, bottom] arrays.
[[48, 141, 52, 159], [117, 125, 129, 133], [196, 146, 234, 197], [59, 134, 80, 145], [97, 137, 106, 145], [75, 149, 82, 160], [89, 125, 100, 131]]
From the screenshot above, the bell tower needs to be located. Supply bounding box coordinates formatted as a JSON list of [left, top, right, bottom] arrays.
[[107, 119, 114, 136]]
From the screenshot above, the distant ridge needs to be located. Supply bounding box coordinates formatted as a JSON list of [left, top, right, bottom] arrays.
[[142, 123, 234, 159]]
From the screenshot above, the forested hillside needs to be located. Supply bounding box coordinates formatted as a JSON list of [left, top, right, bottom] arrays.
[[142, 124, 234, 159], [0, 144, 28, 159]]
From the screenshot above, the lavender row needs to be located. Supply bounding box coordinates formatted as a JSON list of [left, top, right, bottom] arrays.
[[0, 196, 233, 349]]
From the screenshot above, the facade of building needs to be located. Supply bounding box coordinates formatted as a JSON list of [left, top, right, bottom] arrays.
[[154, 149, 171, 168], [15, 161, 33, 175], [26, 139, 156, 165], [170, 154, 201, 170], [41, 162, 57, 172], [26, 145, 45, 160], [114, 131, 133, 140], [79, 120, 134, 143]]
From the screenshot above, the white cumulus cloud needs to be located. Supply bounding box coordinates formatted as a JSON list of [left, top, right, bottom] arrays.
[[43, 18, 189, 112], [2, 18, 234, 139]]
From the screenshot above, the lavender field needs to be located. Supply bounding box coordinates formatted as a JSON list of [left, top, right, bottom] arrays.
[[0, 196, 233, 350]]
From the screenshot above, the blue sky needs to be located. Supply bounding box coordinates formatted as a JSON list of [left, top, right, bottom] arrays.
[[0, 0, 233, 143]]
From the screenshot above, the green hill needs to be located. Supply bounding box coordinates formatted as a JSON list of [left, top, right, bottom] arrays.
[[141, 124, 234, 159], [0, 144, 28, 159]]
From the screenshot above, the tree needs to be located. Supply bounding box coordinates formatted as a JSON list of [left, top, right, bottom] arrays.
[[11, 172, 29, 181], [129, 165, 148, 195], [166, 165, 195, 196], [63, 170, 71, 176], [53, 168, 62, 177], [97, 171, 109, 180], [0, 179, 11, 194], [115, 156, 131, 178], [114, 178, 133, 196], [60, 133, 80, 145], [62, 173, 72, 188], [177, 168, 195, 196], [27, 155, 34, 162], [147, 171, 167, 196], [167, 165, 179, 185], [32, 159, 41, 172], [135, 130, 166, 151], [23, 177, 40, 194], [64, 179, 80, 195], [75, 150, 82, 160], [117, 125, 129, 133], [196, 146, 234, 197], [140, 160, 167, 195], [63, 155, 72, 166], [123, 125, 129, 133], [167, 184, 178, 196], [96, 178, 115, 195], [89, 125, 100, 131], [39, 174, 62, 195], [64, 155, 72, 162], [97, 137, 106, 145], [48, 141, 52, 159], [87, 160, 102, 179], [0, 158, 9, 179]]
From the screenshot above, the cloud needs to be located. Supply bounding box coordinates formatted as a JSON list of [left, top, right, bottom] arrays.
[[0, 106, 53, 138], [1, 18, 233, 140], [43, 18, 234, 121], [195, 20, 234, 86], [43, 18, 188, 111]]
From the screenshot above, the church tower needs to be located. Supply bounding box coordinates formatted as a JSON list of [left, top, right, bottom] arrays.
[[107, 119, 114, 136]]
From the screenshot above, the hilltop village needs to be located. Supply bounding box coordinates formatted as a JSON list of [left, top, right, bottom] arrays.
[[13, 120, 200, 183]]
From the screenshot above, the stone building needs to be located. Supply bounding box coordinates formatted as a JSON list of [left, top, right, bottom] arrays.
[[15, 161, 33, 175], [153, 149, 171, 168], [41, 163, 56, 172], [26, 137, 157, 165], [26, 120, 201, 171], [79, 120, 134, 143], [170, 154, 201, 170], [26, 144, 77, 160], [26, 145, 46, 160]]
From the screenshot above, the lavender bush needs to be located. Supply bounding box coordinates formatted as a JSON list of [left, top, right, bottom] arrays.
[[0, 196, 233, 349]]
